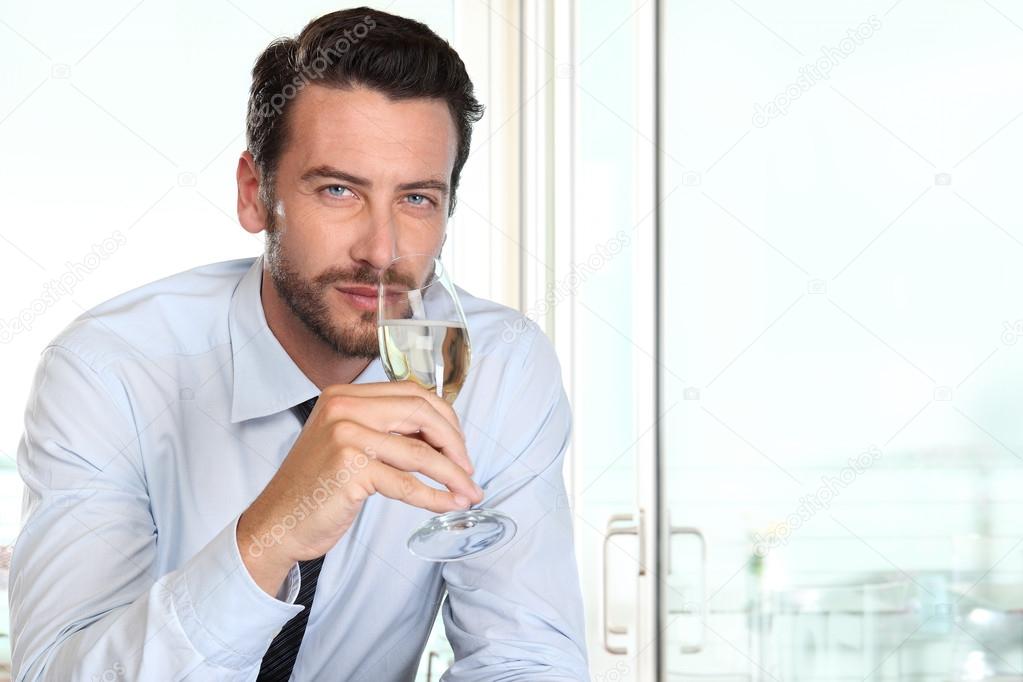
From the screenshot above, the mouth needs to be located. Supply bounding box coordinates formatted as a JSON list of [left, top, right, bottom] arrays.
[[334, 286, 378, 312]]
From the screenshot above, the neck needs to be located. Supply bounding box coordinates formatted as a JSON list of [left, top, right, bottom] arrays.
[[259, 263, 373, 389]]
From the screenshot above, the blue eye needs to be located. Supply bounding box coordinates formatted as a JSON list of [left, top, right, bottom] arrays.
[[407, 194, 433, 207], [324, 185, 352, 198]]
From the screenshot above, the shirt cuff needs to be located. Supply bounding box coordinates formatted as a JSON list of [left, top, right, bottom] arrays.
[[169, 515, 305, 670], [276, 562, 301, 603]]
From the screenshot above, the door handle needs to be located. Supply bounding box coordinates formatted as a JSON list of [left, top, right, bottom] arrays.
[[602, 510, 645, 654], [668, 517, 707, 654], [425, 650, 439, 682]]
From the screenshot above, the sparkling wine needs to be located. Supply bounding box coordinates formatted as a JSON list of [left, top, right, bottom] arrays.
[[378, 319, 470, 403]]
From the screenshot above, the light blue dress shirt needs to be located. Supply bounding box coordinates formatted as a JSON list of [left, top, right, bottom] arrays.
[[8, 255, 589, 681]]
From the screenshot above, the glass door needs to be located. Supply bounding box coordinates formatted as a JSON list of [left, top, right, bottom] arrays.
[[659, 0, 1023, 679], [573, 1, 658, 679]]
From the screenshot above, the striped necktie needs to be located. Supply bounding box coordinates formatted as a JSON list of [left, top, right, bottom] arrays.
[[256, 396, 322, 681]]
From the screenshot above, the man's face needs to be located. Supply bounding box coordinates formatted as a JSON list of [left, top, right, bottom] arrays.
[[263, 84, 457, 358]]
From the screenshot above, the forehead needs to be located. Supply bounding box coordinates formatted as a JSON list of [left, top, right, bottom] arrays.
[[282, 83, 457, 179]]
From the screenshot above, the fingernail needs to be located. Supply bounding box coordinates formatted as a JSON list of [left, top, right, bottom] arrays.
[[454, 494, 470, 507]]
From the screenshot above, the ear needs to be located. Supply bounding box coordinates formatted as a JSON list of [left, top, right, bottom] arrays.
[[237, 151, 268, 235]]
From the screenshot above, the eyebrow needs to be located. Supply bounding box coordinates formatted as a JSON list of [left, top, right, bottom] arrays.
[[300, 165, 450, 196]]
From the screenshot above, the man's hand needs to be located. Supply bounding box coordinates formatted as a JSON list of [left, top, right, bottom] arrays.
[[236, 380, 483, 595]]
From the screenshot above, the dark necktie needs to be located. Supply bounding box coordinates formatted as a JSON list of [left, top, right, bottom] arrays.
[[257, 396, 323, 681]]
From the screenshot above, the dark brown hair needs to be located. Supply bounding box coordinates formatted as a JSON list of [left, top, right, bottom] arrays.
[[245, 6, 484, 217]]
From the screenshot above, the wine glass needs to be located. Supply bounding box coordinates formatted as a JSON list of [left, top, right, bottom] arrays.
[[377, 253, 517, 562]]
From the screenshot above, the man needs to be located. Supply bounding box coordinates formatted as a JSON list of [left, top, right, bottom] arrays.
[[9, 7, 588, 681]]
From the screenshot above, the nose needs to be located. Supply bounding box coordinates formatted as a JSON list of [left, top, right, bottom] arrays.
[[350, 206, 397, 272]]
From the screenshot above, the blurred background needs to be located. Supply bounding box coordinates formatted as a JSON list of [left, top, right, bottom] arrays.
[[2, 1, 1023, 680]]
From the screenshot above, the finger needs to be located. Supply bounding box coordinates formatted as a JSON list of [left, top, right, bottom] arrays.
[[335, 421, 481, 503], [320, 392, 473, 476], [394, 380, 464, 435], [404, 430, 473, 477], [319, 380, 463, 435], [367, 459, 474, 514], [388, 395, 472, 475]]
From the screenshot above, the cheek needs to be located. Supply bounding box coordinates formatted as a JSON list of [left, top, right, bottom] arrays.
[[277, 218, 366, 286], [269, 213, 320, 273], [275, 196, 339, 249], [393, 214, 447, 253]]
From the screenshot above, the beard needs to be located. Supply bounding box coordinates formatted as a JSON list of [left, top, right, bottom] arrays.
[[264, 210, 380, 359]]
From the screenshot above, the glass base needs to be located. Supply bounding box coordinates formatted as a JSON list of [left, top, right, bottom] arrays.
[[406, 508, 517, 562]]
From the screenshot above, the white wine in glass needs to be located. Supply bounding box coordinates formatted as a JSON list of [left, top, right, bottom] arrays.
[[377, 319, 470, 404], [377, 254, 517, 561]]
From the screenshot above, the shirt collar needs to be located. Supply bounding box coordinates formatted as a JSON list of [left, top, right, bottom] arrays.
[[227, 255, 386, 423]]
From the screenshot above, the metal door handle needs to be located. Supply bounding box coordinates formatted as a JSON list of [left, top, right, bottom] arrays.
[[602, 511, 644, 654], [425, 650, 439, 682], [669, 521, 707, 654]]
